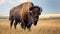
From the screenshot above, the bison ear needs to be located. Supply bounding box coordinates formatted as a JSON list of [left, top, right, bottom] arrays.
[[39, 7, 42, 14], [29, 7, 34, 11], [40, 7, 42, 12]]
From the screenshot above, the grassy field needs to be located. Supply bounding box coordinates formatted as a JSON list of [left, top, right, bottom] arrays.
[[0, 20, 60, 34]]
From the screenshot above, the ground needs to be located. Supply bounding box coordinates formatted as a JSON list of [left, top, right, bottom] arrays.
[[0, 20, 60, 34]]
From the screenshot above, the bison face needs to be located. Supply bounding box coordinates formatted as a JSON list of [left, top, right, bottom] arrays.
[[29, 6, 42, 26]]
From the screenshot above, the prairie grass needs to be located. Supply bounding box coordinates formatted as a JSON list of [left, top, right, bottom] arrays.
[[0, 20, 60, 34]]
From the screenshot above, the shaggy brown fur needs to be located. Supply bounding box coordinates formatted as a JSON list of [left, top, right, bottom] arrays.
[[9, 2, 34, 30]]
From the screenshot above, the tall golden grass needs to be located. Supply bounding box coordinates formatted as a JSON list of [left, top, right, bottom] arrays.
[[0, 20, 60, 34]]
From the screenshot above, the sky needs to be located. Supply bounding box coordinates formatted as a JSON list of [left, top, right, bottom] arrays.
[[0, 0, 60, 14]]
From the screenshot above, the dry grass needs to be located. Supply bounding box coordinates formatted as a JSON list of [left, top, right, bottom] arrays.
[[0, 20, 60, 34]]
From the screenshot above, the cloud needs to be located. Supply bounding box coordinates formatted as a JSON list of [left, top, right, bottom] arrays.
[[0, 0, 29, 4], [7, 0, 28, 4], [7, 0, 16, 4], [18, 0, 29, 3], [0, 0, 5, 4]]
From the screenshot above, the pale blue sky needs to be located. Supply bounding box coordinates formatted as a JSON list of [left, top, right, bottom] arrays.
[[0, 0, 60, 14]]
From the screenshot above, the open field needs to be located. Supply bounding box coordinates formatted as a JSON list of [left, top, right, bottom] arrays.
[[0, 19, 60, 34]]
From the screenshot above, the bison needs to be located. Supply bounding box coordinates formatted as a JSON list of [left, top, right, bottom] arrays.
[[9, 2, 42, 30]]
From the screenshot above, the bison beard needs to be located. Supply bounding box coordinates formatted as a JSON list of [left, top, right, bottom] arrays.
[[34, 16, 39, 26]]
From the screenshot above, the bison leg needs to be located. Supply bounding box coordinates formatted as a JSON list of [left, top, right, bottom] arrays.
[[26, 22, 32, 31], [21, 22, 26, 29], [27, 25, 31, 31], [10, 19, 14, 29], [21, 20, 27, 30], [14, 19, 18, 29]]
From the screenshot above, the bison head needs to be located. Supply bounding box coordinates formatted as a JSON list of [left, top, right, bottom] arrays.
[[29, 6, 42, 26]]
